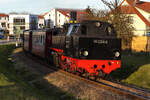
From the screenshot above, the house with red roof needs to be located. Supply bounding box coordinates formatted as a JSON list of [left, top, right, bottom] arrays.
[[120, 0, 150, 36], [38, 15, 44, 29], [0, 13, 9, 32], [43, 8, 86, 28]]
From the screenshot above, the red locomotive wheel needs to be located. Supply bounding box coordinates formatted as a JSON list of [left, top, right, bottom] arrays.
[[98, 70, 106, 79], [85, 71, 90, 79]]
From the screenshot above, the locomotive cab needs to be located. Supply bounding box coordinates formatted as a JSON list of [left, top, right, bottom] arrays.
[[65, 20, 116, 37]]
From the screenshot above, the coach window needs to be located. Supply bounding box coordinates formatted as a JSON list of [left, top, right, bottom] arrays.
[[38, 35, 41, 44], [42, 35, 44, 44], [81, 25, 87, 35], [40, 35, 42, 44]]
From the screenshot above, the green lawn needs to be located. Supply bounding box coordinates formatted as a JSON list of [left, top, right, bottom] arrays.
[[109, 52, 150, 89], [122, 64, 150, 89], [0, 44, 77, 100]]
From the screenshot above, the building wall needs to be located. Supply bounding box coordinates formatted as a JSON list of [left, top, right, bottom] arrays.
[[121, 0, 150, 36], [38, 18, 44, 29], [29, 15, 38, 30], [136, 7, 150, 22], [121, 0, 128, 6], [9, 14, 39, 35], [9, 14, 29, 35], [44, 8, 70, 28], [44, 8, 56, 28], [131, 14, 147, 36], [0, 16, 9, 31], [56, 11, 69, 27], [132, 36, 147, 52]]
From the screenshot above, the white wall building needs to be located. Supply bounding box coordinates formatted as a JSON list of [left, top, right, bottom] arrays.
[[38, 15, 45, 29], [0, 13, 9, 32], [120, 0, 150, 36], [43, 8, 86, 28], [9, 14, 39, 35]]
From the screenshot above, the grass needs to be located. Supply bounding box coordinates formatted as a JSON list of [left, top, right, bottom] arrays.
[[122, 64, 150, 89], [0, 44, 77, 100], [109, 52, 150, 89], [0, 73, 14, 86], [0, 44, 44, 100]]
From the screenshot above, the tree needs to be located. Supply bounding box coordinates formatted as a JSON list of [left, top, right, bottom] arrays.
[[79, 6, 103, 21], [101, 0, 135, 50]]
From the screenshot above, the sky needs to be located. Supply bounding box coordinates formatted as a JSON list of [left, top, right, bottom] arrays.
[[0, 0, 149, 15]]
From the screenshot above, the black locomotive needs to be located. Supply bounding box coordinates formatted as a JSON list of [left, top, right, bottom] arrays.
[[23, 12, 121, 79]]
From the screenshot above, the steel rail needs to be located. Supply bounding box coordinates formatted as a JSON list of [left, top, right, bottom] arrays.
[[25, 52, 150, 100]]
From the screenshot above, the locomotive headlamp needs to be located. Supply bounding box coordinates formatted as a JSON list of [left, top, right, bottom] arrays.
[[115, 51, 120, 57], [107, 27, 112, 34], [74, 20, 77, 23], [96, 22, 101, 27], [83, 51, 88, 56]]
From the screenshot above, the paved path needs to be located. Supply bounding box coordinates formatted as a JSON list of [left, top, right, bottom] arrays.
[[0, 39, 22, 45]]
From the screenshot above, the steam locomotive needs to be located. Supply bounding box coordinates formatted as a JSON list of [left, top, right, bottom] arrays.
[[23, 12, 121, 79]]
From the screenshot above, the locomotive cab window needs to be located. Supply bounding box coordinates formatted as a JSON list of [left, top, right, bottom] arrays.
[[81, 25, 87, 35], [106, 25, 116, 36], [107, 26, 112, 35], [67, 24, 80, 36]]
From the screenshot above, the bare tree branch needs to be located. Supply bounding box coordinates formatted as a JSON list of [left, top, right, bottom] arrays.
[[101, 0, 121, 10], [101, 0, 135, 50]]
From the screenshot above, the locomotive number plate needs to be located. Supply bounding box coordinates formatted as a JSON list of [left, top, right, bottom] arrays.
[[93, 40, 108, 44]]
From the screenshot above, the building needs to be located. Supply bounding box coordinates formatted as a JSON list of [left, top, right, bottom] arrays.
[[0, 13, 9, 33], [9, 13, 39, 35], [38, 15, 45, 29], [0, 13, 45, 35], [120, 0, 150, 36], [43, 8, 86, 28]]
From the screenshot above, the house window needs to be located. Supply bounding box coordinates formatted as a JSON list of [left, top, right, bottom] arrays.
[[128, 16, 133, 23], [39, 24, 43, 28], [1, 23, 6, 27], [20, 26, 25, 30], [30, 17, 37, 30], [13, 18, 25, 25]]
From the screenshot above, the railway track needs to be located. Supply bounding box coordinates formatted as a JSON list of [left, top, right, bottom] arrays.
[[25, 52, 150, 100]]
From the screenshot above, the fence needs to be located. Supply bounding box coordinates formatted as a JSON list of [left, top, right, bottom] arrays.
[[0, 38, 22, 46]]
